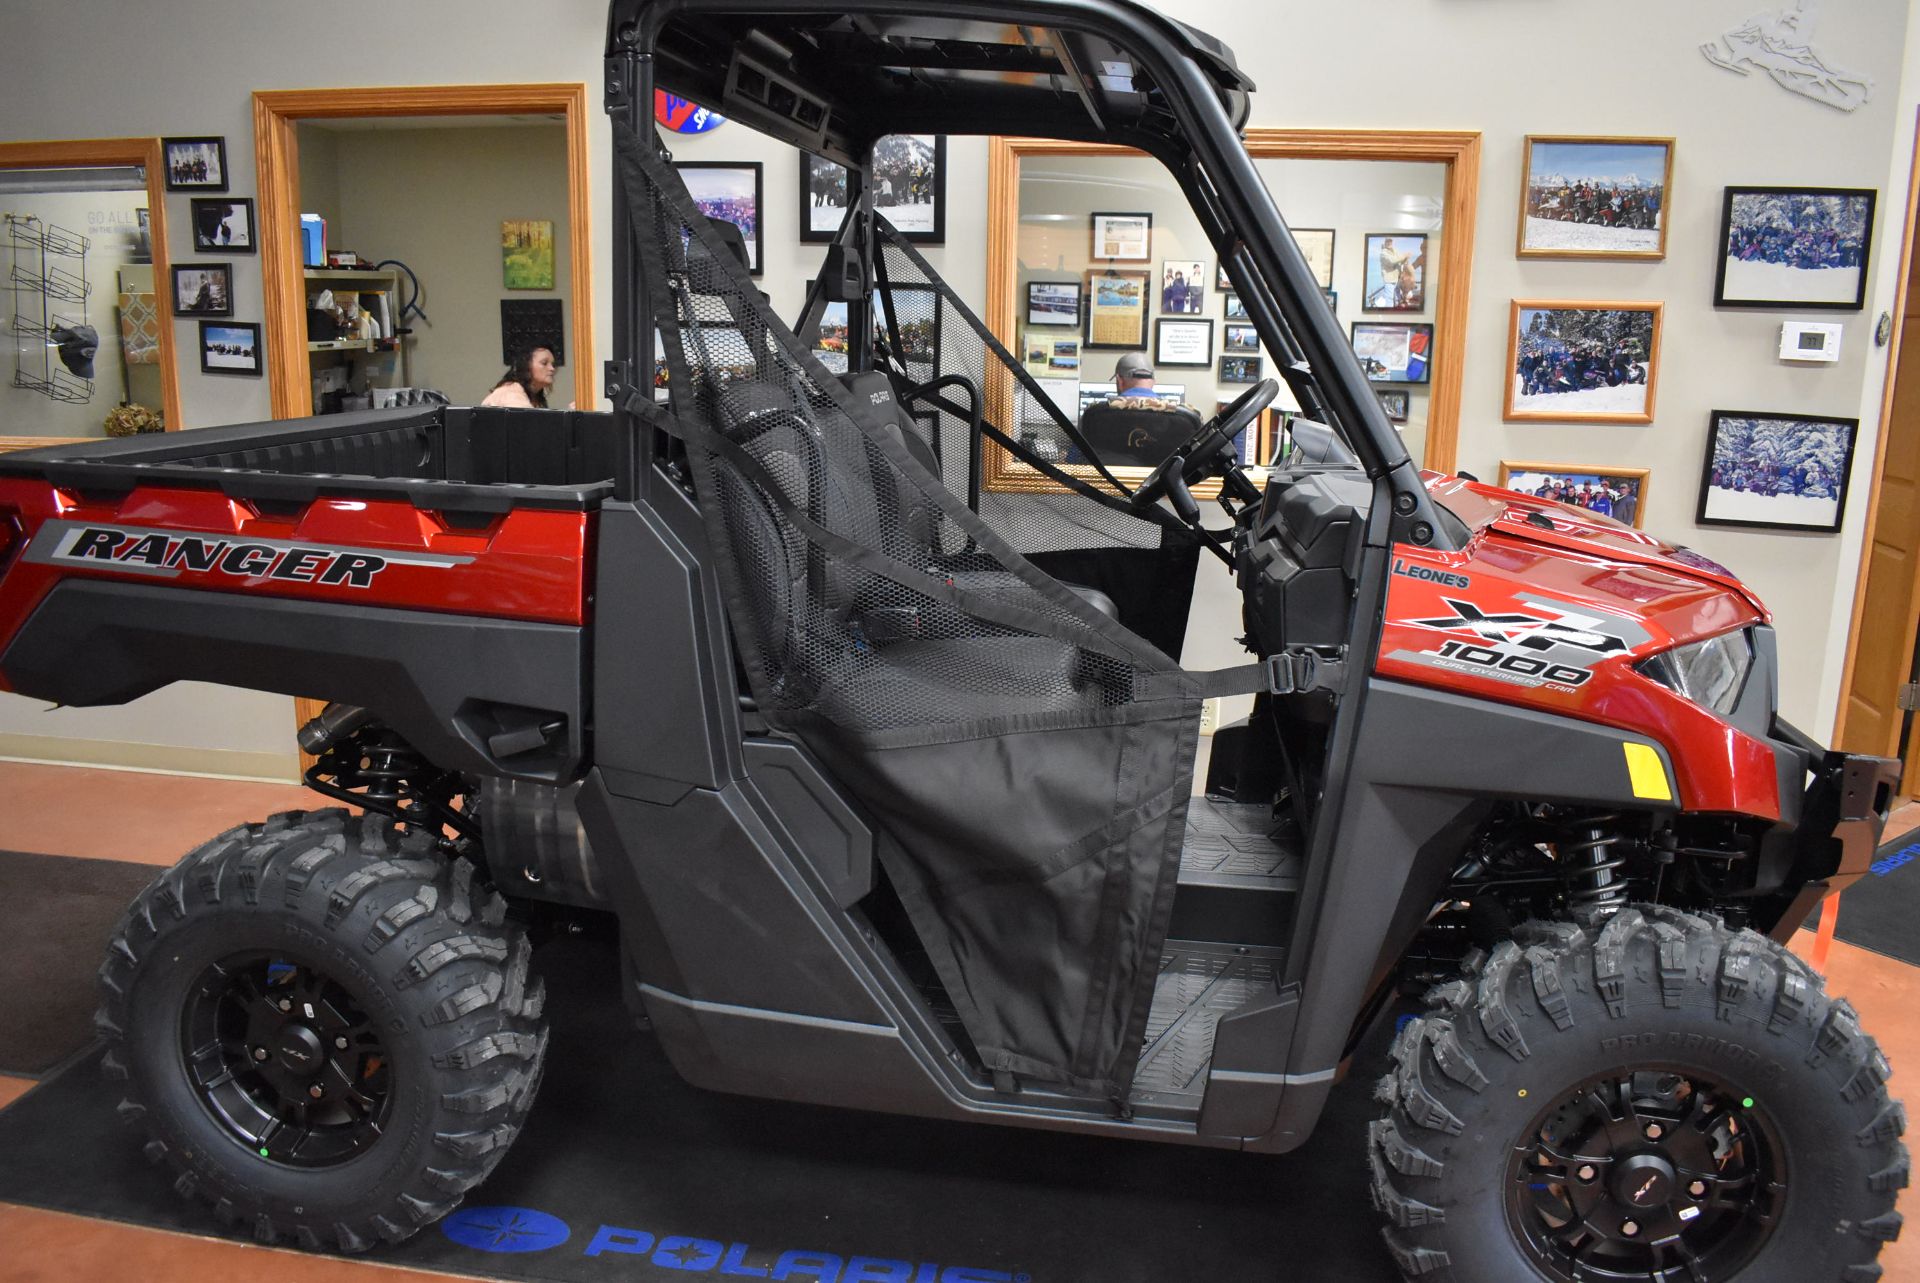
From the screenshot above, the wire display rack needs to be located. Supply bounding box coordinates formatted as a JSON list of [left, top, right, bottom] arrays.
[[7, 213, 94, 404]]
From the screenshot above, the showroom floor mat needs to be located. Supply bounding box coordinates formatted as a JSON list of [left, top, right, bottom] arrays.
[[0, 934, 1401, 1282], [1802, 828, 1920, 965], [0, 850, 157, 1074]]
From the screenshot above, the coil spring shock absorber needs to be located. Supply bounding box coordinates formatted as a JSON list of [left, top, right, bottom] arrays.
[[1563, 814, 1628, 915]]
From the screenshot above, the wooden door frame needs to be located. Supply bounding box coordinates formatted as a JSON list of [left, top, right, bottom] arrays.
[[0, 138, 183, 434], [252, 83, 595, 420], [984, 129, 1480, 482], [1832, 107, 1920, 757]]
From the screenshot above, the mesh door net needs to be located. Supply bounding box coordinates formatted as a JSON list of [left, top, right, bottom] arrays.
[[620, 124, 1206, 1099]]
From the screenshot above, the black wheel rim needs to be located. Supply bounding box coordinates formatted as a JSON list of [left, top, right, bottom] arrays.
[[1506, 1066, 1785, 1282], [179, 951, 394, 1168]]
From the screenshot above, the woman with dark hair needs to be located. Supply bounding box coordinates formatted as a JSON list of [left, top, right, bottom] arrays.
[[481, 346, 556, 408]]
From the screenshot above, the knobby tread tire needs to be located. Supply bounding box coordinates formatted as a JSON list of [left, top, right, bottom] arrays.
[[1370, 906, 1906, 1281], [95, 809, 547, 1253]]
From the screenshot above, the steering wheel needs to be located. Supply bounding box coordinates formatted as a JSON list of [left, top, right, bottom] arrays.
[[1130, 378, 1280, 513]]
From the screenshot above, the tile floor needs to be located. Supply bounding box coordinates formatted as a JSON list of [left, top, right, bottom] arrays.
[[0, 759, 1912, 1280]]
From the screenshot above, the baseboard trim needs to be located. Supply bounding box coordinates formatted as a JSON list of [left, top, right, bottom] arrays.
[[0, 733, 299, 783]]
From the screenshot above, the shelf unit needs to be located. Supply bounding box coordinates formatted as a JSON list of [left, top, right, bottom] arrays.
[[7, 213, 94, 405], [303, 266, 408, 409]]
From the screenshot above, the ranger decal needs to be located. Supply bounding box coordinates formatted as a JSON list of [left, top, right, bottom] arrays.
[[25, 520, 474, 588]]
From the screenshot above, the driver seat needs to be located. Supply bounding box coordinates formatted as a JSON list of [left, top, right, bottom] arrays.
[[1077, 398, 1206, 470]]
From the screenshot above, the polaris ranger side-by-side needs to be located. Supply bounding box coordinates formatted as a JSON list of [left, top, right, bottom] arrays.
[[0, 2, 1905, 1278]]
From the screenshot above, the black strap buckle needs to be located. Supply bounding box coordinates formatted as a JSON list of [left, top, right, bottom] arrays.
[[1266, 649, 1343, 696]]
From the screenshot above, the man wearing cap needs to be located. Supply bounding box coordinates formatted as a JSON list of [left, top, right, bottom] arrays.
[[1079, 352, 1203, 468]]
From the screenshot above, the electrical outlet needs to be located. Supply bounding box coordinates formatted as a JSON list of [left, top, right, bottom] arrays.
[[1199, 698, 1220, 735]]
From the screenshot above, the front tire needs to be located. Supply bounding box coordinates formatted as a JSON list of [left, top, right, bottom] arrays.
[[1371, 906, 1906, 1281], [96, 810, 548, 1251]]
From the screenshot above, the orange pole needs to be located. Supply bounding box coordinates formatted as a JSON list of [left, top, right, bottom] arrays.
[[1811, 894, 1841, 974]]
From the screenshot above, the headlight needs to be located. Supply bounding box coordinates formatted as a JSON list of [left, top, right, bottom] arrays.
[[1637, 629, 1753, 716]]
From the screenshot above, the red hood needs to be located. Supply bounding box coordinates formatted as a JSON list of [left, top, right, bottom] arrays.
[[1422, 472, 1769, 621]]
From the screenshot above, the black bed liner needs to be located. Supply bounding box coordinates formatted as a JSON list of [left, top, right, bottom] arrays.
[[0, 406, 623, 517]]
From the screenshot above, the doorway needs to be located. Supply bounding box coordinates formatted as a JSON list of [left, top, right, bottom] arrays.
[[1836, 108, 1920, 792]]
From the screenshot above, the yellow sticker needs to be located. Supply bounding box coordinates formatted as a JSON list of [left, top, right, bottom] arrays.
[[1623, 742, 1673, 802]]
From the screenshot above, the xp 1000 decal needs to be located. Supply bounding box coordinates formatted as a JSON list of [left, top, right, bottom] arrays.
[[1387, 590, 1649, 692]]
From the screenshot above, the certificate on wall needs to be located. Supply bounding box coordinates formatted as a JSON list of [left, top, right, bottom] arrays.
[[1084, 269, 1150, 350], [1154, 318, 1214, 368]]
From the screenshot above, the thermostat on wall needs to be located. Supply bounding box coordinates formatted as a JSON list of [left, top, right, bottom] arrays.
[[1779, 321, 1842, 363]]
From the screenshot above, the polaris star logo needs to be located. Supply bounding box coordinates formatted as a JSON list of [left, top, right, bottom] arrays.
[[27, 520, 473, 588], [1635, 1174, 1659, 1203]]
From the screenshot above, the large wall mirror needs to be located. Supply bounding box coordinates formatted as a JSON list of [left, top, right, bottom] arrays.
[[0, 139, 180, 451], [984, 132, 1479, 491]]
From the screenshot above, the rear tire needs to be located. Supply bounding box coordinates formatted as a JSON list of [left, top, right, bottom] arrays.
[[1371, 906, 1906, 1281], [96, 810, 547, 1251]]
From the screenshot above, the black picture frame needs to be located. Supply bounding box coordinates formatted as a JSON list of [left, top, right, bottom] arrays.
[[1714, 186, 1876, 311], [1222, 293, 1248, 321], [163, 136, 228, 192], [1696, 409, 1859, 533], [1350, 321, 1434, 385], [198, 321, 261, 375], [800, 136, 947, 245], [190, 197, 255, 254], [1025, 280, 1081, 328], [674, 161, 765, 276], [1362, 232, 1428, 313], [875, 284, 941, 371], [1154, 317, 1214, 368], [1082, 269, 1151, 351], [1090, 211, 1153, 263], [1223, 322, 1260, 354], [1377, 389, 1410, 424], [171, 263, 233, 317], [1219, 354, 1263, 384]]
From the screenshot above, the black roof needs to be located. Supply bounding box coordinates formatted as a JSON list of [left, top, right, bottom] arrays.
[[613, 0, 1253, 166]]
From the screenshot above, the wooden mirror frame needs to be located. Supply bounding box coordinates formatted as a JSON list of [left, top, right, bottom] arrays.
[[984, 130, 1480, 491], [0, 138, 183, 435], [252, 84, 595, 421]]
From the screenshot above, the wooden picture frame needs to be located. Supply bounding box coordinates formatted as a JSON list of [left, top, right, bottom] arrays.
[[1498, 460, 1652, 528], [198, 320, 261, 376], [171, 263, 233, 317], [1154, 317, 1214, 368], [1696, 409, 1859, 532], [1713, 186, 1876, 310], [189, 197, 255, 253], [800, 135, 947, 245], [1504, 300, 1662, 424], [1083, 268, 1150, 350], [1090, 211, 1152, 263], [163, 136, 228, 191], [1517, 135, 1674, 261], [673, 161, 765, 276]]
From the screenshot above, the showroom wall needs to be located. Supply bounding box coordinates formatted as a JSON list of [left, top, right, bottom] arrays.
[[0, 0, 1917, 776]]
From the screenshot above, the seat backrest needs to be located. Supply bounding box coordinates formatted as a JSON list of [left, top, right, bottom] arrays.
[[840, 370, 941, 555], [1077, 400, 1205, 469]]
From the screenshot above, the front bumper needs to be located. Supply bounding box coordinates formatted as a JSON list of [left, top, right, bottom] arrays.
[[1766, 748, 1901, 943]]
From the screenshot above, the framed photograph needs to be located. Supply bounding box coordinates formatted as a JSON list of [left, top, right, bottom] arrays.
[[800, 135, 946, 244], [1505, 300, 1661, 423], [1499, 461, 1651, 529], [1216, 262, 1232, 292], [501, 218, 556, 289], [1161, 260, 1206, 315], [1350, 321, 1433, 385], [1715, 186, 1875, 310], [675, 161, 764, 275], [1323, 289, 1338, 314], [1697, 410, 1859, 532], [1223, 323, 1260, 354], [874, 284, 941, 370], [1090, 211, 1152, 263], [1026, 280, 1080, 327], [1377, 389, 1410, 424], [1293, 228, 1335, 290], [810, 300, 850, 375], [1154, 318, 1214, 368], [188, 198, 252, 253], [1223, 293, 1249, 321], [1083, 269, 1150, 350], [199, 321, 261, 376], [1518, 136, 1674, 260], [1220, 354, 1263, 384], [171, 264, 232, 317], [163, 137, 228, 191], [1363, 233, 1427, 312], [1048, 337, 1081, 374]]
